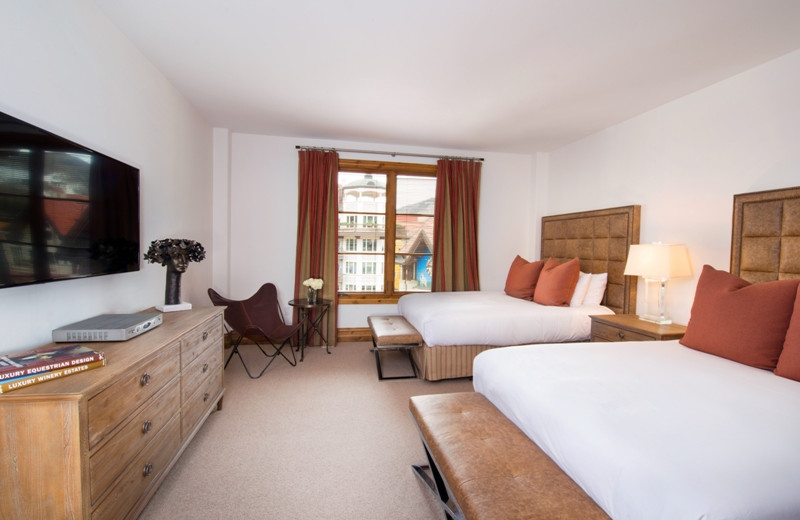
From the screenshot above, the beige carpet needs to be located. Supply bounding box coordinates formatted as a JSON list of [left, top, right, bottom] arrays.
[[139, 342, 474, 520]]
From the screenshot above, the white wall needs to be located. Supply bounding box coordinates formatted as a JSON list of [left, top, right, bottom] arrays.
[[212, 133, 534, 328], [0, 0, 213, 354], [9, 1, 795, 350], [546, 49, 800, 326]]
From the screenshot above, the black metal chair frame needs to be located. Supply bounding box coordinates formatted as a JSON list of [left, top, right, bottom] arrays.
[[208, 284, 302, 379]]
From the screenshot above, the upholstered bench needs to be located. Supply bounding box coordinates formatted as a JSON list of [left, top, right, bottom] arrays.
[[409, 392, 610, 520], [367, 315, 422, 380]]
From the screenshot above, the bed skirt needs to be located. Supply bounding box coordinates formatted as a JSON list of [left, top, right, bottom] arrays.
[[411, 344, 501, 381]]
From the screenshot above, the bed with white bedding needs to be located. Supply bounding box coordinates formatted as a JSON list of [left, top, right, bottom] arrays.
[[473, 340, 800, 520], [398, 291, 613, 346], [399, 205, 641, 380], [450, 186, 800, 519]]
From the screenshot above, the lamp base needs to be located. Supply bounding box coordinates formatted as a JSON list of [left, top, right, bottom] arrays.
[[637, 313, 672, 325], [638, 278, 673, 325]]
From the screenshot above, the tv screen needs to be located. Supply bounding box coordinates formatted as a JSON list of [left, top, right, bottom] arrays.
[[0, 111, 140, 289]]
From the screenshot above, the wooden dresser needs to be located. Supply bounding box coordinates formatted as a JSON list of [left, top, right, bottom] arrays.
[[0, 307, 225, 520]]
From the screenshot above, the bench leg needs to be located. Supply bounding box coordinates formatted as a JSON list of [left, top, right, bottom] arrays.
[[374, 341, 385, 379], [372, 339, 418, 380], [412, 441, 464, 520]]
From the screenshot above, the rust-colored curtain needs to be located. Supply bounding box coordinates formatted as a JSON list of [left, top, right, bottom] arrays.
[[295, 150, 338, 346], [431, 159, 481, 291]]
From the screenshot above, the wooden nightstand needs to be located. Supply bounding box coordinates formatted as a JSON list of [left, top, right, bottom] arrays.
[[591, 314, 687, 342]]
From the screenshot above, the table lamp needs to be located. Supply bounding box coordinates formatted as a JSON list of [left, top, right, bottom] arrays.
[[624, 243, 692, 324]]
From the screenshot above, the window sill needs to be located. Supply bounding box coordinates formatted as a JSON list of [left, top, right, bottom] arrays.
[[338, 295, 404, 304]]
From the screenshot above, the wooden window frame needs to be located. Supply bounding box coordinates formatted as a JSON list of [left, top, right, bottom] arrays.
[[338, 159, 436, 304]]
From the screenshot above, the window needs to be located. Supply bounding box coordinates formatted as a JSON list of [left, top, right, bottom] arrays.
[[337, 159, 437, 303], [362, 238, 377, 252]]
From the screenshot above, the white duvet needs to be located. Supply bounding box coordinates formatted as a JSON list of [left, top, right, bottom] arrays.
[[473, 340, 800, 520], [397, 291, 613, 346]]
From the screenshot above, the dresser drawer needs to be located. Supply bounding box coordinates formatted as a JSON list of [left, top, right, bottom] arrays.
[[91, 414, 181, 520], [181, 340, 222, 404], [181, 316, 222, 369], [88, 341, 180, 448], [89, 378, 180, 504], [591, 321, 655, 342], [182, 369, 223, 439]]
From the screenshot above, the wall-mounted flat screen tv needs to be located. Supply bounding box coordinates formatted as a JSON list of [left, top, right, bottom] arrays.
[[0, 111, 140, 289]]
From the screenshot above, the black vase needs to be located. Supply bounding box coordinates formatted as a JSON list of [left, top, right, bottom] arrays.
[[165, 265, 183, 305]]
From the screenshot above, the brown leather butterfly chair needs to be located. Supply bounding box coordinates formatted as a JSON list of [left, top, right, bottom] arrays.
[[208, 283, 301, 378]]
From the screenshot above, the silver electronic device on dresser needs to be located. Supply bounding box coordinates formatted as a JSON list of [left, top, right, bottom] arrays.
[[52, 312, 163, 342]]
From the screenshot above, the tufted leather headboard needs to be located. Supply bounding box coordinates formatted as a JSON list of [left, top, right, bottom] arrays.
[[731, 186, 800, 283], [541, 205, 641, 314]]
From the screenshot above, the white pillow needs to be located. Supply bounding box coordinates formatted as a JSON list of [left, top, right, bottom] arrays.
[[583, 272, 608, 305], [569, 272, 592, 307]]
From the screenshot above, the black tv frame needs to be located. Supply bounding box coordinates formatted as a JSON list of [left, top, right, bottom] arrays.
[[0, 111, 141, 289]]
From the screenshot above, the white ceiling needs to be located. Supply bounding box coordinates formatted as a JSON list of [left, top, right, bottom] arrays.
[[93, 0, 800, 154]]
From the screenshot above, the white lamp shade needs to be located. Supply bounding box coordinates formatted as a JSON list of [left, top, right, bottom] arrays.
[[624, 243, 692, 280]]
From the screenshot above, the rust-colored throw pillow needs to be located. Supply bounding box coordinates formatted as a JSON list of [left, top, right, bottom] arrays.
[[533, 257, 580, 306], [504, 255, 545, 300], [775, 286, 800, 381], [680, 265, 800, 370]]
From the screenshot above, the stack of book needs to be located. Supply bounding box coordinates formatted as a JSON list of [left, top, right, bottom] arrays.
[[0, 344, 106, 394]]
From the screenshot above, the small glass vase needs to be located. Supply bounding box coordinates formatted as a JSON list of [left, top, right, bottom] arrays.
[[307, 287, 317, 304]]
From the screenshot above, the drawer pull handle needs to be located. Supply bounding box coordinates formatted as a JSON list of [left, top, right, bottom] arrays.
[[142, 420, 152, 434], [202, 363, 209, 373], [203, 392, 210, 402], [140, 373, 151, 386], [143, 463, 153, 477], [618, 331, 625, 339], [202, 331, 208, 341]]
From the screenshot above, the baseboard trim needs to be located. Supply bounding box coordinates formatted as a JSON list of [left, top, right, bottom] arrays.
[[228, 327, 372, 346], [338, 327, 371, 343]]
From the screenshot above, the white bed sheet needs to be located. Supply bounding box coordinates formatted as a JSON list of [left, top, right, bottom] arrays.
[[397, 291, 613, 346], [473, 340, 800, 520]]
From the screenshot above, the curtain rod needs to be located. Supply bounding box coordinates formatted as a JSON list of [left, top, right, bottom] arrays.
[[295, 145, 484, 162]]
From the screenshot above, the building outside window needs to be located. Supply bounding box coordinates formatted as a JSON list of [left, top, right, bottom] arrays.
[[337, 160, 436, 302]]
